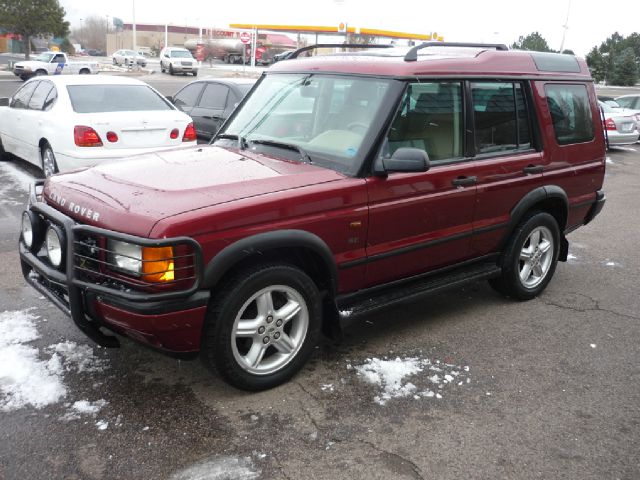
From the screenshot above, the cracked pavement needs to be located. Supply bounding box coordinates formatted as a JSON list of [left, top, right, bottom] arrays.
[[0, 79, 639, 479]]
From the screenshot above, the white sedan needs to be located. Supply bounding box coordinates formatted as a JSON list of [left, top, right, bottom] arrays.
[[112, 49, 147, 67], [0, 75, 196, 176]]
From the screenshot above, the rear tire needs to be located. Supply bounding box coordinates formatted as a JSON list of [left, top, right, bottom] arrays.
[[35, 70, 47, 76], [41, 142, 59, 177], [489, 211, 560, 300], [169, 64, 174, 75], [79, 68, 90, 74], [192, 70, 198, 77], [201, 263, 322, 391]]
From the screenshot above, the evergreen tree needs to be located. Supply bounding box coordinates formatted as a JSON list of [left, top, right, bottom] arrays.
[[511, 32, 553, 52], [610, 47, 638, 86], [0, 0, 69, 59]]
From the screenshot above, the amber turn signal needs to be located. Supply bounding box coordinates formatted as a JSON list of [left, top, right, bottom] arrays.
[[142, 246, 175, 282]]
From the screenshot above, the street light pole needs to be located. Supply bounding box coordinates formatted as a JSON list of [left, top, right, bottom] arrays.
[[132, 0, 137, 54], [80, 18, 84, 50]]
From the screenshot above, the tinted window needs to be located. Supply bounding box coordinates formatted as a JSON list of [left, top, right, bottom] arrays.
[[10, 81, 38, 109], [615, 97, 633, 108], [472, 82, 531, 154], [170, 50, 192, 58], [384, 82, 464, 162], [52, 54, 65, 63], [199, 83, 229, 110], [544, 84, 594, 145], [174, 83, 203, 109], [28, 81, 54, 110], [43, 86, 58, 111], [67, 85, 172, 113]]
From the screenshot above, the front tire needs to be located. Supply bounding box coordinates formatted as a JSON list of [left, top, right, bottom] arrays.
[[490, 211, 560, 300], [202, 263, 322, 391], [169, 64, 174, 75], [41, 143, 59, 177]]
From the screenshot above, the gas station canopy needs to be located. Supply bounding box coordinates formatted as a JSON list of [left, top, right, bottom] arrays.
[[229, 24, 442, 41]]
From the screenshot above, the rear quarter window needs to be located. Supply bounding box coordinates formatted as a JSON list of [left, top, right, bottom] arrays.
[[67, 85, 173, 113], [544, 84, 594, 145]]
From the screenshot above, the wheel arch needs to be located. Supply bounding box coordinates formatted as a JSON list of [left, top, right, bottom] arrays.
[[203, 230, 339, 296], [503, 185, 569, 260]]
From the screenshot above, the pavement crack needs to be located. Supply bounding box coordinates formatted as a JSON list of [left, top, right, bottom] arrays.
[[294, 380, 321, 403], [541, 293, 640, 321], [357, 439, 424, 480], [297, 399, 321, 432]]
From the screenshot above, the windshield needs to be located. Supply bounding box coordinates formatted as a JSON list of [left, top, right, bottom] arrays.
[[67, 85, 173, 113], [34, 53, 54, 63], [216, 73, 393, 175], [171, 50, 193, 58]]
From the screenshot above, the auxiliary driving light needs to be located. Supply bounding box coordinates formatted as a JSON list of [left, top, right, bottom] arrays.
[[21, 212, 34, 248], [45, 226, 64, 268]]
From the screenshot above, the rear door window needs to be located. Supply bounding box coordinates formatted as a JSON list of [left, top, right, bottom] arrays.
[[198, 83, 229, 110], [28, 81, 54, 110], [544, 84, 594, 145], [471, 82, 532, 154]]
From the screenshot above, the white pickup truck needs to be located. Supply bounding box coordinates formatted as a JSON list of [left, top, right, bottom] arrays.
[[13, 51, 100, 81]]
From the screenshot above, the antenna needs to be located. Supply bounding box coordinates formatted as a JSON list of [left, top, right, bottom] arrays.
[[559, 0, 572, 53]]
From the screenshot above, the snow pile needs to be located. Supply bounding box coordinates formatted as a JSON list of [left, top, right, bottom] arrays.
[[0, 310, 67, 411], [170, 456, 261, 480], [0, 162, 32, 206], [0, 309, 110, 413], [354, 355, 470, 405]]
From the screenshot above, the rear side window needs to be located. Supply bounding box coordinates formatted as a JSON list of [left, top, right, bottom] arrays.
[[384, 81, 464, 162], [67, 85, 173, 113], [544, 84, 594, 145], [28, 81, 54, 110], [471, 82, 532, 154], [199, 83, 229, 110]]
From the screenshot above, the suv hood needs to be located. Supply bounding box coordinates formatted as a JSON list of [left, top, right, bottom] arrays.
[[43, 145, 343, 237]]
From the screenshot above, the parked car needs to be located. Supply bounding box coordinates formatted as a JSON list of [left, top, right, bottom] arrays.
[[0, 75, 196, 177], [168, 78, 256, 140], [87, 49, 106, 57], [614, 94, 640, 109], [112, 49, 147, 67], [160, 47, 198, 76], [599, 101, 639, 147], [18, 43, 606, 391], [12, 52, 99, 81]]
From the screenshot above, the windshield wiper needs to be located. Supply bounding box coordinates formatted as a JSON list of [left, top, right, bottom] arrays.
[[249, 139, 312, 163], [215, 133, 247, 149]]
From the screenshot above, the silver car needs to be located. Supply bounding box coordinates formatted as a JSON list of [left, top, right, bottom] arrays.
[[159, 47, 198, 76], [599, 101, 639, 146]]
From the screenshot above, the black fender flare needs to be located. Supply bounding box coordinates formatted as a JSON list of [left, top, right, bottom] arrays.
[[202, 229, 339, 294], [502, 185, 569, 259]]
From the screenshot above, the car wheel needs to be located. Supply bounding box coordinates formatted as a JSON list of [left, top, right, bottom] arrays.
[[35, 70, 47, 76], [0, 135, 7, 160], [112, 58, 116, 65], [192, 70, 198, 77], [79, 68, 90, 74], [41, 143, 59, 177], [489, 211, 560, 300], [169, 64, 174, 75], [202, 263, 322, 391]]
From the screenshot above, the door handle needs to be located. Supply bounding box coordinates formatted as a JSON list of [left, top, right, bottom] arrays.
[[452, 176, 477, 187], [523, 165, 544, 175]]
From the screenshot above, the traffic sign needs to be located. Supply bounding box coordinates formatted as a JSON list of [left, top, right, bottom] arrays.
[[240, 32, 251, 44]]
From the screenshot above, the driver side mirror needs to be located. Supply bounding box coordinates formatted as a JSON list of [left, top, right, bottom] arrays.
[[374, 148, 430, 176], [0, 97, 9, 107]]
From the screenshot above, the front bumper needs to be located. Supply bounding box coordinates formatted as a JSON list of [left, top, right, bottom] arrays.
[[19, 182, 208, 355], [171, 63, 198, 72]]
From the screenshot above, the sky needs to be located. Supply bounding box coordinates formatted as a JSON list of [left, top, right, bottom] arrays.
[[59, 0, 639, 57]]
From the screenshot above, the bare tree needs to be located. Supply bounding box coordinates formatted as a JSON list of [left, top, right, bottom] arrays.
[[71, 15, 109, 50]]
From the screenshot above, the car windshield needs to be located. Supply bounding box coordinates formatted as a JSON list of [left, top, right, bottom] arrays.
[[171, 51, 192, 58], [34, 53, 55, 62], [67, 85, 173, 113], [216, 73, 393, 175]]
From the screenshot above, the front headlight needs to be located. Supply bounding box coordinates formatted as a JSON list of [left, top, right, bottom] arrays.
[[108, 240, 142, 274], [45, 226, 64, 268], [108, 240, 175, 283]]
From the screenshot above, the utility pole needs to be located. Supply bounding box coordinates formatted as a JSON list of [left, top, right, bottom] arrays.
[[559, 0, 571, 53], [132, 0, 137, 54]]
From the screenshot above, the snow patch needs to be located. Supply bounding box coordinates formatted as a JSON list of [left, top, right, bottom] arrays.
[[354, 355, 470, 405], [96, 419, 109, 430], [47, 341, 109, 373], [339, 310, 353, 318], [567, 254, 578, 261], [169, 456, 261, 480], [605, 157, 614, 165], [590, 343, 597, 349], [60, 399, 108, 421], [0, 162, 32, 206]]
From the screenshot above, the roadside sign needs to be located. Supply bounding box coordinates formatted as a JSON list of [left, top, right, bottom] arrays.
[[240, 32, 251, 44]]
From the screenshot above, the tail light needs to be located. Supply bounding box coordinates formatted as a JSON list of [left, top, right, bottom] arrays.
[[182, 122, 197, 142], [106, 131, 118, 143], [74, 126, 103, 147], [170, 128, 179, 139], [603, 118, 617, 131]]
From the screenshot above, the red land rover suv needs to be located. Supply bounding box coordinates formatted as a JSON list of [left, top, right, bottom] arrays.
[[19, 43, 606, 390]]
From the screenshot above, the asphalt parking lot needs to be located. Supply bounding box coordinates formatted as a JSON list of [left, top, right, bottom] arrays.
[[0, 74, 639, 479]]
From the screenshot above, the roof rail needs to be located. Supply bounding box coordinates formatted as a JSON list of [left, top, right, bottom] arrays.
[[289, 43, 393, 59], [404, 42, 509, 62]]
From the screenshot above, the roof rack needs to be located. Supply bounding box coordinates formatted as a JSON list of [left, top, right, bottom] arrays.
[[404, 42, 509, 62], [289, 43, 393, 59]]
